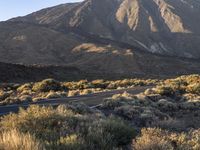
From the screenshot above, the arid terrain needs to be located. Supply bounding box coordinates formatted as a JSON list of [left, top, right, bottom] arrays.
[[0, 0, 200, 77], [0, 0, 200, 150], [0, 75, 199, 149]]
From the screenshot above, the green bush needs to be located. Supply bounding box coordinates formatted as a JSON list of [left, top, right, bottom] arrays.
[[101, 118, 136, 146]]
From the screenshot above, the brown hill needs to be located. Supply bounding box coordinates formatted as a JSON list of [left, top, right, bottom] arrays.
[[10, 0, 200, 58], [0, 62, 87, 83], [0, 0, 200, 78]]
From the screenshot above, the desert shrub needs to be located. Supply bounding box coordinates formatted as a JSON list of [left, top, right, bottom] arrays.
[[32, 79, 62, 92], [100, 118, 135, 146], [68, 90, 80, 97], [187, 129, 200, 150], [103, 97, 126, 109], [0, 105, 77, 141], [158, 75, 200, 96], [102, 98, 122, 109], [0, 129, 44, 150], [187, 83, 200, 95], [91, 79, 108, 89], [115, 105, 142, 120], [63, 80, 92, 90], [0, 105, 84, 148], [67, 88, 102, 97], [179, 74, 200, 85], [77, 80, 89, 89], [82, 117, 135, 150], [144, 88, 155, 95], [156, 99, 177, 111], [0, 91, 11, 102], [64, 103, 95, 114], [0, 97, 21, 105], [0, 84, 19, 91], [106, 79, 158, 90], [63, 82, 77, 90], [169, 130, 200, 150], [133, 128, 200, 150], [18, 95, 32, 102], [17, 83, 32, 93], [0, 105, 135, 149], [45, 91, 66, 99], [102, 92, 150, 109], [153, 86, 175, 96], [133, 128, 173, 150], [83, 124, 114, 150]]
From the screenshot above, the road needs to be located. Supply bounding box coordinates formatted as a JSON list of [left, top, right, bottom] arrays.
[[0, 86, 151, 116]]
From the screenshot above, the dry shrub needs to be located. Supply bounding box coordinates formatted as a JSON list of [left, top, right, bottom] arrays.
[[133, 128, 174, 150], [45, 91, 66, 99], [114, 105, 141, 120], [0, 129, 44, 150], [133, 128, 200, 150], [187, 83, 200, 95], [0, 91, 11, 101], [68, 90, 80, 97], [156, 99, 177, 111], [0, 105, 135, 149], [32, 79, 62, 92], [17, 83, 32, 93], [91, 79, 108, 88], [153, 86, 175, 96]]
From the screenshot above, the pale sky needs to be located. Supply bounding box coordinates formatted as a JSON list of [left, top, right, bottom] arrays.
[[0, 0, 83, 21]]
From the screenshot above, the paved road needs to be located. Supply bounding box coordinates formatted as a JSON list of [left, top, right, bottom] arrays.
[[0, 86, 151, 116]]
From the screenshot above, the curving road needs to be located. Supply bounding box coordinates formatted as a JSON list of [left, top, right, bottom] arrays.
[[0, 86, 152, 116]]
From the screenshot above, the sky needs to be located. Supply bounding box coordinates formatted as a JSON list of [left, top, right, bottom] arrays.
[[0, 0, 83, 21]]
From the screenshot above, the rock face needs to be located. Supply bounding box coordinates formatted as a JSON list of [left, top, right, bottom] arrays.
[[0, 0, 200, 76]]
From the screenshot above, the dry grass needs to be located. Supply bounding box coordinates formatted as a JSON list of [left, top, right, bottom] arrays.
[[133, 128, 173, 150], [0, 129, 44, 150], [0, 105, 135, 149], [133, 128, 200, 150]]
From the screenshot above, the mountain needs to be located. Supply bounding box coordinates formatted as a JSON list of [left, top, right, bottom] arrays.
[[0, 0, 200, 78], [10, 0, 200, 58]]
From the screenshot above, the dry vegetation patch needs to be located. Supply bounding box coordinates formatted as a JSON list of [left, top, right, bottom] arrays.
[[0, 104, 135, 150], [133, 128, 200, 150], [0, 78, 158, 105], [0, 74, 199, 149], [0, 129, 44, 150]]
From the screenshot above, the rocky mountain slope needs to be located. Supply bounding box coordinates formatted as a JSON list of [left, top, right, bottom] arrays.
[[0, 0, 200, 78], [10, 0, 200, 58]]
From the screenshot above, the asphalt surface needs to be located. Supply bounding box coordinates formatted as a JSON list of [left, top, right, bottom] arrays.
[[0, 86, 152, 116]]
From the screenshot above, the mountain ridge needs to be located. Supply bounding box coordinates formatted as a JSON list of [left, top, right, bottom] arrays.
[[0, 0, 200, 78]]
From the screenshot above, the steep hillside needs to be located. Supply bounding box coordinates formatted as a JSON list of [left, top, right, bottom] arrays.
[[0, 0, 200, 78], [10, 0, 200, 58]]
